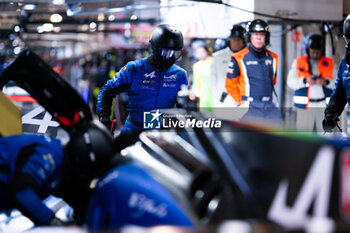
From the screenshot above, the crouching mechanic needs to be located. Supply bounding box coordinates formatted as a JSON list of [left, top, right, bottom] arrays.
[[0, 133, 64, 225], [84, 155, 194, 231], [96, 24, 188, 135], [323, 15, 350, 132], [0, 121, 116, 226]]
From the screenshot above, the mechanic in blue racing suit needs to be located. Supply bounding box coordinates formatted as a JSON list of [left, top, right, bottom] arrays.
[[0, 133, 63, 225], [84, 160, 194, 231], [96, 24, 188, 135], [0, 121, 116, 226], [323, 15, 350, 132], [64, 122, 195, 231]]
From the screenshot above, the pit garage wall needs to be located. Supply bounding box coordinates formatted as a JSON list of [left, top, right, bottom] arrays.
[[281, 0, 346, 129], [160, 1, 255, 38], [283, 26, 346, 108], [160, 0, 350, 129], [262, 0, 343, 107], [255, 0, 343, 21], [255, 0, 343, 109], [161, 0, 344, 104], [161, 0, 343, 37]]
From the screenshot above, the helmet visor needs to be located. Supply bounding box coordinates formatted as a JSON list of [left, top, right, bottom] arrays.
[[159, 48, 182, 60]]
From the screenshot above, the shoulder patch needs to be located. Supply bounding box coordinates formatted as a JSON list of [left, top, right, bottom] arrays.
[[322, 60, 329, 66]]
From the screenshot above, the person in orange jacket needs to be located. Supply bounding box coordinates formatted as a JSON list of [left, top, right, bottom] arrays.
[[287, 33, 334, 132], [225, 19, 282, 125]]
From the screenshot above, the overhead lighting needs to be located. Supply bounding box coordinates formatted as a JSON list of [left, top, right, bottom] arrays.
[[81, 24, 89, 31], [37, 26, 44, 33], [53, 27, 61, 32], [98, 24, 105, 31], [12, 39, 19, 47], [108, 15, 115, 21], [50, 13, 63, 23], [23, 4, 36, 11], [42, 23, 54, 32], [53, 0, 65, 5], [97, 13, 105, 21], [89, 22, 97, 29], [67, 8, 73, 16], [14, 47, 21, 55], [13, 25, 21, 33]]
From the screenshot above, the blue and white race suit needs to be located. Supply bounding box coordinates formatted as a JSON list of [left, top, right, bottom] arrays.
[[0, 134, 63, 225], [325, 58, 350, 118], [85, 161, 194, 231], [96, 57, 188, 134]]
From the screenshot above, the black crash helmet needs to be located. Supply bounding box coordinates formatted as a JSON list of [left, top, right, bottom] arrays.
[[64, 120, 116, 180], [245, 19, 270, 46], [306, 34, 323, 53], [344, 14, 350, 45], [230, 24, 246, 39], [149, 24, 184, 60]]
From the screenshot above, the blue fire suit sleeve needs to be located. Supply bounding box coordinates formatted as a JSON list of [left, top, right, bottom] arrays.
[[226, 56, 241, 79], [96, 64, 133, 118], [8, 136, 63, 225], [85, 162, 194, 231], [325, 58, 348, 118]]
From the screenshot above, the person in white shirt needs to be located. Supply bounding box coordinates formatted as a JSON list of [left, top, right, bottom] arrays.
[[211, 24, 246, 107], [287, 33, 335, 132]]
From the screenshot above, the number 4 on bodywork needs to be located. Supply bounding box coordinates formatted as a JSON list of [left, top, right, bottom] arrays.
[[0, 50, 92, 131], [268, 146, 335, 229]]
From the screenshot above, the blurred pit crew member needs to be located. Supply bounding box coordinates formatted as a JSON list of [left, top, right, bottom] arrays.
[[225, 19, 282, 125], [211, 24, 246, 107], [323, 15, 350, 132], [191, 39, 213, 111], [0, 121, 115, 226], [287, 33, 334, 132]]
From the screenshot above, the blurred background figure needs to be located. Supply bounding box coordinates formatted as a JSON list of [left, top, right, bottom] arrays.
[[211, 24, 246, 108], [213, 38, 228, 52], [191, 39, 213, 112], [287, 33, 334, 132]]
